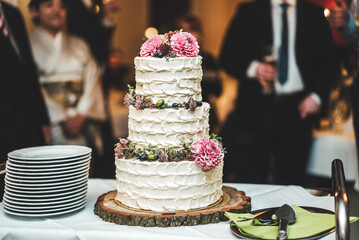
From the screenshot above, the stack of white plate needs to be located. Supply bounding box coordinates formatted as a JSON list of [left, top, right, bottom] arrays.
[[3, 145, 91, 217]]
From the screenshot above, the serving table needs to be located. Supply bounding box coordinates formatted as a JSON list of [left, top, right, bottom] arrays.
[[0, 178, 348, 240]]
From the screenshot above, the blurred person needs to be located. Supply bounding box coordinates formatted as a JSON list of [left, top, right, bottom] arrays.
[[67, 0, 120, 177], [328, 0, 359, 191], [100, 49, 133, 178], [176, 14, 222, 131], [67, 0, 120, 65], [28, 0, 107, 176], [0, 0, 49, 200], [103, 49, 133, 96], [219, 0, 338, 185], [328, 0, 357, 43]]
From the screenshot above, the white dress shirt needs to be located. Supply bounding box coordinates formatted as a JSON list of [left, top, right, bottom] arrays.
[[246, 0, 321, 105]]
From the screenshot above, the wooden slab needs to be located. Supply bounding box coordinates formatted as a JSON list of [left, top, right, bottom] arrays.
[[94, 186, 251, 227]]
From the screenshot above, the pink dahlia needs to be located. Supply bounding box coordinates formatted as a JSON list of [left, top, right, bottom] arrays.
[[140, 35, 164, 57], [191, 139, 223, 171], [170, 32, 199, 57]]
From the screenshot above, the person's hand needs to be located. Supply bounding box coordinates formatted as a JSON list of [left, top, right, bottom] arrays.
[[63, 115, 86, 137], [256, 62, 276, 89], [328, 0, 349, 28], [102, 0, 121, 22], [42, 125, 51, 144], [298, 95, 320, 119]]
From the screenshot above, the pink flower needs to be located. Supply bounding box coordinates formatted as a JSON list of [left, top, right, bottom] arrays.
[[120, 138, 131, 146], [114, 143, 121, 158], [158, 149, 169, 162], [133, 96, 155, 110], [188, 98, 197, 112], [191, 139, 223, 171], [114, 138, 134, 159], [123, 92, 135, 107], [170, 32, 199, 57], [140, 35, 164, 57]]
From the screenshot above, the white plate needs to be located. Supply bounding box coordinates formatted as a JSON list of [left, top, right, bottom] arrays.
[[5, 173, 88, 188], [3, 201, 86, 217], [5, 168, 90, 181], [8, 145, 91, 160], [5, 178, 88, 190], [5, 182, 88, 194], [5, 168, 89, 183], [5, 175, 88, 188], [3, 193, 86, 206], [5, 164, 90, 177], [4, 189, 87, 203], [7, 156, 91, 169], [5, 185, 87, 198], [4, 188, 88, 202], [7, 153, 91, 165], [3, 197, 86, 210], [3, 197, 85, 213], [3, 202, 86, 218]]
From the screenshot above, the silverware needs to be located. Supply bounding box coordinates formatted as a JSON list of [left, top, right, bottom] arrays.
[[234, 209, 276, 225], [275, 204, 296, 240], [252, 209, 277, 226]]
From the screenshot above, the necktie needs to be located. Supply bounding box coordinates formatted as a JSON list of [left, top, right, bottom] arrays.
[[278, 2, 289, 85]]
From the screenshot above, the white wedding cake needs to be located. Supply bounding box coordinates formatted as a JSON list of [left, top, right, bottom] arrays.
[[114, 31, 225, 212]]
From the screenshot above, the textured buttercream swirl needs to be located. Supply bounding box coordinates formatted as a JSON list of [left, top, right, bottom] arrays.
[[128, 102, 210, 148], [115, 157, 223, 211], [134, 57, 203, 104]]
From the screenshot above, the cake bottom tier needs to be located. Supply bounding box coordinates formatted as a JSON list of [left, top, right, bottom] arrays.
[[115, 158, 223, 212]]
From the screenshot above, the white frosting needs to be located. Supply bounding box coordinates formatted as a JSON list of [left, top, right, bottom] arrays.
[[134, 57, 203, 104], [115, 157, 223, 212], [114, 56, 224, 212], [128, 102, 210, 148]]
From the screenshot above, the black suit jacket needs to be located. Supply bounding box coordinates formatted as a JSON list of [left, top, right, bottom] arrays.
[[0, 2, 49, 161], [219, 0, 338, 128]]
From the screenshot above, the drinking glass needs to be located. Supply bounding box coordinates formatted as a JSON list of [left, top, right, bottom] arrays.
[[262, 46, 277, 94]]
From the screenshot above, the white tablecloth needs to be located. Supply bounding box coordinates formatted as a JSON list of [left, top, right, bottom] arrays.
[[0, 179, 343, 240], [307, 129, 359, 184]]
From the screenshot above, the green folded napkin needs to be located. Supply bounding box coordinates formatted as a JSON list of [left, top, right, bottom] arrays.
[[226, 205, 359, 239]]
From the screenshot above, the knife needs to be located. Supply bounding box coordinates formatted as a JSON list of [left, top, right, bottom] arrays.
[[275, 204, 296, 240]]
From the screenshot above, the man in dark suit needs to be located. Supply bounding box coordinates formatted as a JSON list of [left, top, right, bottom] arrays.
[[0, 1, 49, 200], [219, 0, 338, 185]]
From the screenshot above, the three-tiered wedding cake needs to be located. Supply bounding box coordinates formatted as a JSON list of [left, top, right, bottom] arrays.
[[114, 31, 225, 212]]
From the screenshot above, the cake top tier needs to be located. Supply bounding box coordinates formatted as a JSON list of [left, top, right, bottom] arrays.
[[139, 30, 199, 58], [133, 30, 203, 105], [134, 56, 203, 104]]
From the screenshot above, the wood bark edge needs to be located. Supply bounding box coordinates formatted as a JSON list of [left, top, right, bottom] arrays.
[[94, 186, 251, 227]]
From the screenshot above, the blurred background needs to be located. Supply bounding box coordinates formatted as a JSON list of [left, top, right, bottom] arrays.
[[8, 0, 245, 133], [1, 0, 358, 236], [5, 0, 357, 186]]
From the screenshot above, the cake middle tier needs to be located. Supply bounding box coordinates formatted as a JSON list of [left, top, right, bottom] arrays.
[[134, 56, 203, 104], [128, 102, 210, 148]]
